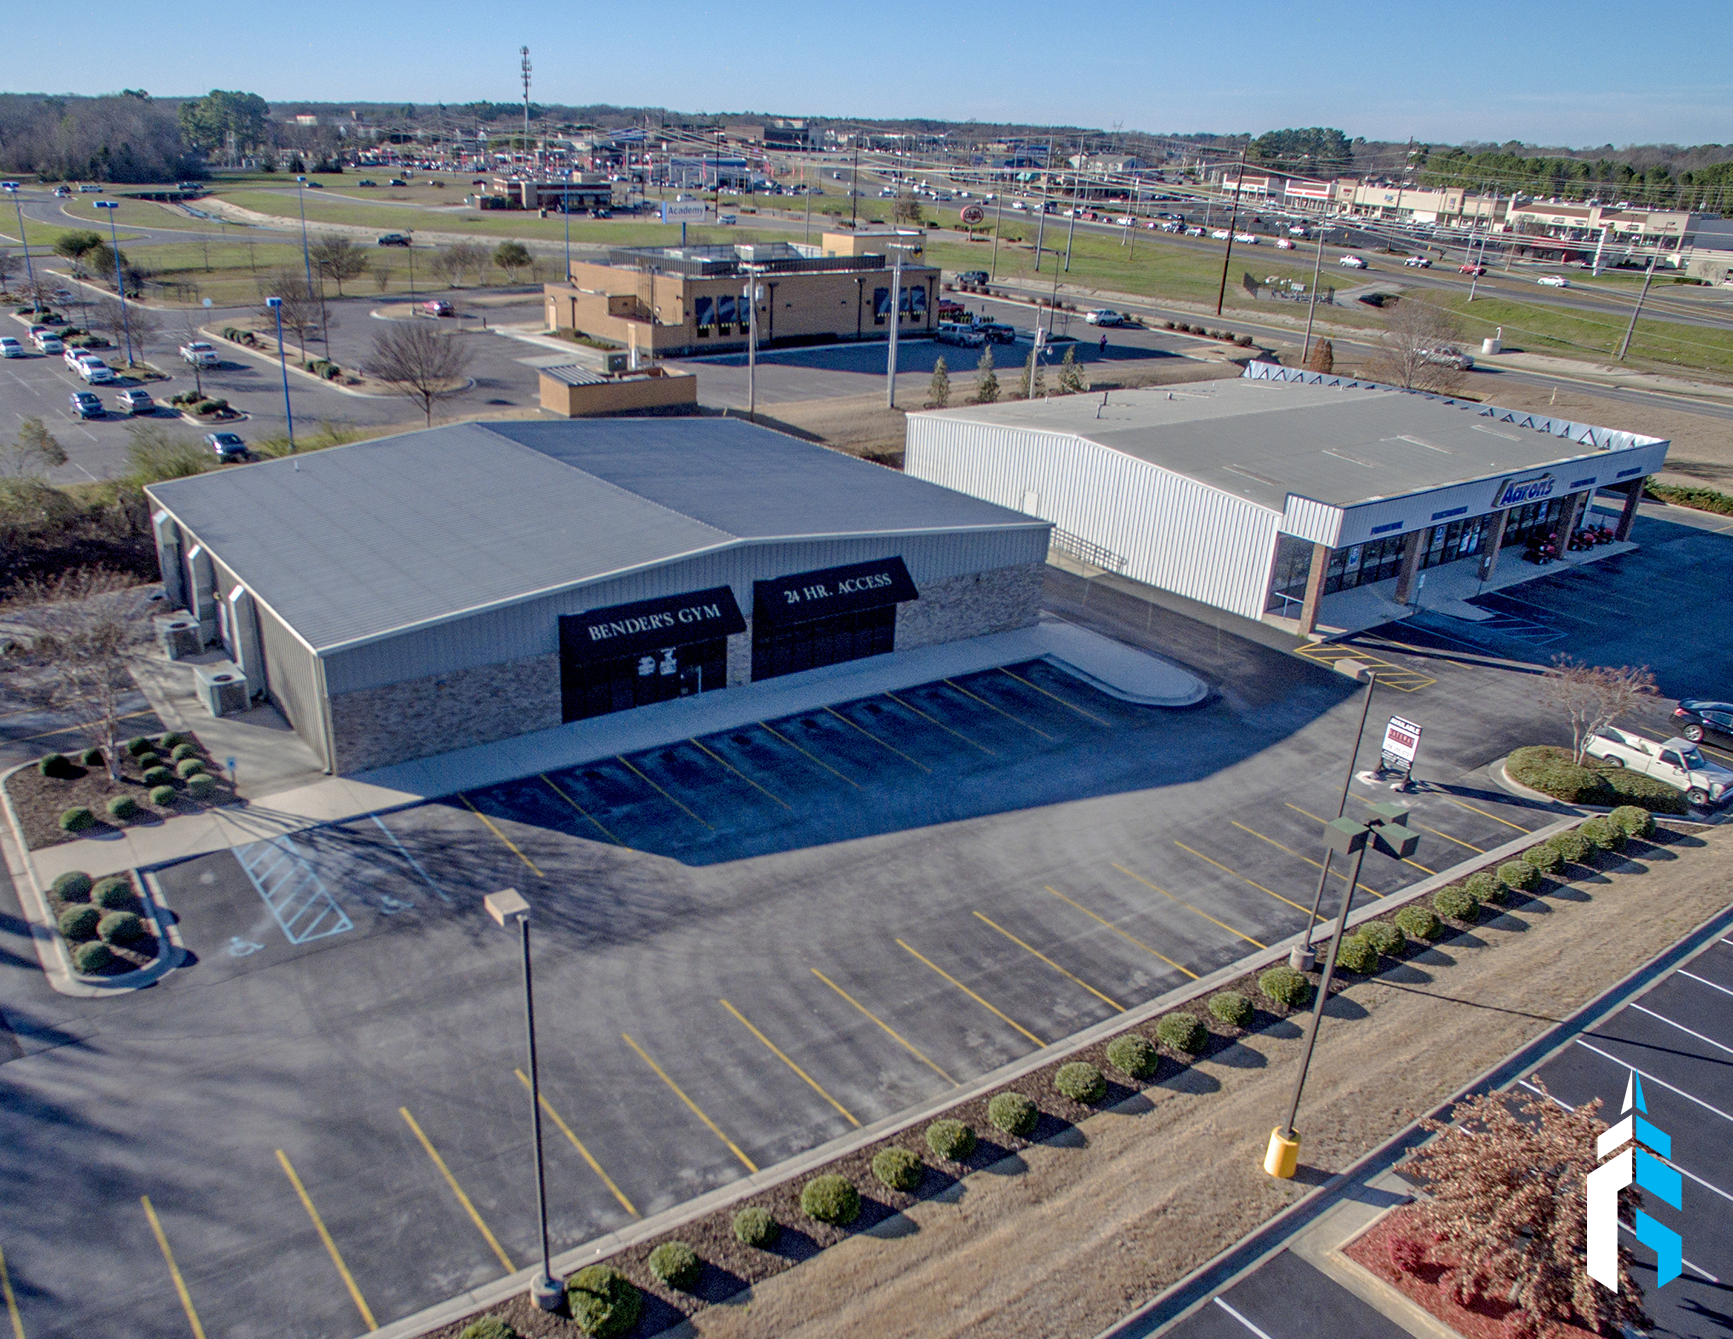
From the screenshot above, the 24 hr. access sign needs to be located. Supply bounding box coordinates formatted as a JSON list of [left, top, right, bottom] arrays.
[[1382, 715, 1422, 765]]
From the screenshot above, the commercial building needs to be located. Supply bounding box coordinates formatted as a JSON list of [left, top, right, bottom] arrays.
[[542, 240, 941, 357], [145, 418, 1048, 774], [905, 364, 1668, 637], [484, 177, 613, 211], [536, 364, 697, 416]]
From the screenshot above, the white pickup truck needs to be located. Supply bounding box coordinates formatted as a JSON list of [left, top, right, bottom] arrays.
[[180, 341, 219, 367], [1585, 727, 1733, 807]]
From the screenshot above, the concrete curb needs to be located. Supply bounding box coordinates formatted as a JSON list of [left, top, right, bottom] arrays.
[[369, 811, 1583, 1339], [198, 326, 395, 399]]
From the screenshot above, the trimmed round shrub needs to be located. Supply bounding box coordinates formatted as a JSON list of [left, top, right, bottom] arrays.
[[1433, 884, 1480, 923], [98, 910, 144, 944], [1208, 990, 1254, 1028], [106, 795, 140, 822], [175, 758, 206, 779], [149, 785, 177, 806], [925, 1118, 976, 1162], [1361, 920, 1406, 959], [58, 905, 102, 940], [1520, 843, 1563, 875], [127, 736, 155, 756], [1581, 815, 1625, 852], [51, 871, 92, 902], [1611, 805, 1654, 840], [72, 940, 113, 973], [1498, 860, 1539, 892], [1505, 745, 1604, 803], [1155, 1012, 1208, 1054], [647, 1240, 701, 1291], [1054, 1060, 1107, 1103], [80, 747, 104, 767], [59, 806, 96, 833], [1258, 964, 1314, 1008], [157, 732, 185, 750], [38, 752, 77, 779], [733, 1205, 779, 1248], [185, 774, 217, 800], [1394, 905, 1443, 941], [94, 877, 134, 909], [459, 1319, 516, 1339], [1549, 829, 1592, 864], [1464, 870, 1504, 905], [143, 766, 175, 786], [1334, 932, 1380, 974], [170, 743, 199, 762], [800, 1173, 861, 1226], [565, 1265, 641, 1338], [135, 752, 162, 770], [987, 1091, 1038, 1137], [1106, 1033, 1160, 1078], [872, 1146, 924, 1193]]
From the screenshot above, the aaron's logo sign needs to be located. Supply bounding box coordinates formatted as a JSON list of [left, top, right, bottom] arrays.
[[1494, 473, 1556, 509]]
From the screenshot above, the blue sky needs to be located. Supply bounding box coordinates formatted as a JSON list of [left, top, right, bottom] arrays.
[[13, 0, 1728, 147]]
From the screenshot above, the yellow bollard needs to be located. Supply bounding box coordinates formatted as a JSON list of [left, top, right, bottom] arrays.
[[1264, 1127, 1300, 1179]]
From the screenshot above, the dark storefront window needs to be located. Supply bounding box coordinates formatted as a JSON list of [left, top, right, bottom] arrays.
[[1322, 533, 1407, 595], [1501, 499, 1564, 549], [1418, 515, 1489, 571], [1265, 534, 1314, 614], [563, 641, 727, 721], [872, 286, 890, 324], [693, 295, 714, 334], [752, 606, 895, 681], [750, 556, 918, 682], [559, 587, 745, 723], [716, 293, 737, 333]]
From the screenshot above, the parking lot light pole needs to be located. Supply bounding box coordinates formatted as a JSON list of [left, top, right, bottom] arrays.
[[743, 264, 762, 421], [483, 888, 563, 1311], [1293, 670, 1377, 972], [1300, 227, 1328, 365], [2, 183, 38, 298], [265, 297, 295, 452], [885, 243, 908, 409], [94, 200, 134, 368], [294, 176, 315, 300], [1265, 804, 1417, 1180]]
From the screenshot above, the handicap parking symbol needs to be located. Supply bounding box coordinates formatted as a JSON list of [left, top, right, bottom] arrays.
[[227, 936, 266, 957]]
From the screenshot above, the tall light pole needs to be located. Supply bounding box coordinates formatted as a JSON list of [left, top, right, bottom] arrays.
[[1300, 225, 1329, 365], [294, 176, 315, 298], [743, 263, 762, 421], [484, 889, 563, 1311], [1292, 670, 1377, 970], [265, 296, 295, 452], [885, 243, 907, 408], [1264, 802, 1418, 1179], [989, 190, 1005, 281], [2, 182, 38, 300], [94, 200, 134, 368], [1616, 253, 1658, 362], [520, 47, 534, 177]]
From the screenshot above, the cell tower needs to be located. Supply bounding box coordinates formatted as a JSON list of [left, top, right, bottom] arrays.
[[520, 46, 533, 170]]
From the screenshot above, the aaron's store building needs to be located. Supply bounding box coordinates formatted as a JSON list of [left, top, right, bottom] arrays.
[[144, 419, 1049, 773]]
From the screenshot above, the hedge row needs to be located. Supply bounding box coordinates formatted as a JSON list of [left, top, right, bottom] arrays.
[[1507, 746, 1689, 814]]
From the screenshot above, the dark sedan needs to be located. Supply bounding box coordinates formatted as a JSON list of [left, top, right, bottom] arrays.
[[1673, 700, 1733, 745]]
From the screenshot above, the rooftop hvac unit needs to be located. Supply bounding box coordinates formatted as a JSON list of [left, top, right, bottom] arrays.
[[193, 661, 250, 718], [154, 615, 201, 661]]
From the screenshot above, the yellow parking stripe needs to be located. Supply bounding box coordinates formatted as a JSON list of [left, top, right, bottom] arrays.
[[1172, 841, 1313, 914], [1348, 793, 1484, 852], [720, 999, 860, 1126], [0, 1245, 25, 1339], [757, 721, 863, 788], [540, 773, 623, 845], [1284, 803, 1438, 875], [822, 706, 932, 772], [1229, 821, 1379, 897], [896, 939, 1046, 1046], [1109, 868, 1268, 948], [972, 911, 1125, 1010], [457, 794, 544, 877], [398, 1108, 516, 1274], [614, 754, 714, 829], [883, 691, 995, 756], [1292, 642, 1435, 692], [621, 1034, 758, 1173], [140, 1196, 206, 1339], [996, 667, 1112, 727], [513, 1069, 637, 1217], [688, 738, 793, 809], [810, 968, 956, 1084], [276, 1151, 377, 1331], [1442, 796, 1532, 832], [943, 678, 1056, 739], [1044, 885, 1200, 975]]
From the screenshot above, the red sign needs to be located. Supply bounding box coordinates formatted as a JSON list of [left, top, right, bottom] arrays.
[[960, 204, 986, 225]]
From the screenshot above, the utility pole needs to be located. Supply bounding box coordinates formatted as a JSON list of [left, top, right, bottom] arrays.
[[743, 264, 762, 421], [885, 244, 906, 408], [1214, 150, 1247, 316], [1300, 225, 1327, 364], [850, 141, 859, 230], [1616, 254, 1658, 362], [520, 47, 532, 174], [1034, 135, 1053, 263], [990, 190, 1005, 281]]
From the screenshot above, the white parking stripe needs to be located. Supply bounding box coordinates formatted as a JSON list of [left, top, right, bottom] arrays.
[[1521, 1080, 1733, 1207], [1213, 1297, 1278, 1339], [1680, 969, 1733, 1000], [1619, 1221, 1721, 1283], [1573, 1038, 1733, 1124], [1629, 1003, 1733, 1059]]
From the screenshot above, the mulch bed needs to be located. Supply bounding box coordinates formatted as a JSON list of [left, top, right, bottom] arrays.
[[421, 824, 1686, 1339], [5, 729, 236, 850], [40, 870, 160, 977]]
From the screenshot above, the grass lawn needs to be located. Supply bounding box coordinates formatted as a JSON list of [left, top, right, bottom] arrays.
[[0, 218, 142, 250], [1423, 290, 1733, 377], [56, 196, 231, 234]]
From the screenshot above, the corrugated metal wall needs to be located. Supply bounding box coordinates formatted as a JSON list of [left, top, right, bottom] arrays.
[[256, 601, 327, 768], [322, 528, 1047, 694], [907, 419, 1281, 620]]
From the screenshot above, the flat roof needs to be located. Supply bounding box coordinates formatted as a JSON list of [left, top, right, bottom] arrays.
[[920, 375, 1664, 513], [146, 418, 1039, 654]]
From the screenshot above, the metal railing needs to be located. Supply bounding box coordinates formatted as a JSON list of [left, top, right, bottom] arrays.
[[1050, 526, 1128, 574]]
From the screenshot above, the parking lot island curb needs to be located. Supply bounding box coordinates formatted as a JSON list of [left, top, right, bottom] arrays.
[[367, 813, 1583, 1339]]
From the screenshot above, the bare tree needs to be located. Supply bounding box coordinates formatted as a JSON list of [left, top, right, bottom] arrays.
[[1404, 1081, 1649, 1337], [0, 249, 20, 294], [257, 271, 322, 365], [309, 236, 369, 296], [368, 259, 393, 293], [432, 241, 490, 288], [3, 418, 68, 477], [368, 322, 472, 425], [1365, 300, 1470, 394], [891, 193, 924, 225], [0, 570, 156, 781], [91, 297, 159, 367], [1540, 656, 1658, 764]]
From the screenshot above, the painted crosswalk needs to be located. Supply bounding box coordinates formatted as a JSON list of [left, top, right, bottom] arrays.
[[234, 834, 354, 944]]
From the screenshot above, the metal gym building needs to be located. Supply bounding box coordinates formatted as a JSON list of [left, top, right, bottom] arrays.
[[906, 364, 1669, 636], [144, 419, 1048, 774]]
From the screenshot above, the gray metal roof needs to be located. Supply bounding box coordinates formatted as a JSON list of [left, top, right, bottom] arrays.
[[539, 364, 608, 386], [921, 378, 1666, 512], [146, 417, 1039, 653]]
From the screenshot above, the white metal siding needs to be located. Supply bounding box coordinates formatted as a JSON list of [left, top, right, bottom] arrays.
[[1281, 495, 1343, 547], [908, 418, 1281, 620], [256, 602, 326, 767]]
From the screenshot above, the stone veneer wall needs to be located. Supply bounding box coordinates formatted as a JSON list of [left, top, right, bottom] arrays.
[[896, 561, 1044, 649]]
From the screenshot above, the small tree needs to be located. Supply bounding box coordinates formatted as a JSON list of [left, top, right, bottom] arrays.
[[493, 240, 532, 282], [1305, 337, 1334, 374], [1405, 1081, 1648, 1336], [368, 259, 393, 293], [1366, 300, 1468, 394], [0, 570, 155, 782], [1540, 655, 1658, 764], [432, 242, 490, 288], [928, 355, 950, 408], [92, 297, 158, 368], [1058, 344, 1088, 394], [891, 193, 923, 225], [5, 418, 68, 477], [974, 345, 998, 404], [53, 231, 104, 276], [368, 322, 473, 425], [309, 236, 369, 296]]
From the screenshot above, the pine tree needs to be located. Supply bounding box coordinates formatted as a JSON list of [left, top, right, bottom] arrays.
[[928, 355, 950, 408], [1058, 344, 1089, 394], [1305, 337, 1334, 374], [974, 346, 998, 404]]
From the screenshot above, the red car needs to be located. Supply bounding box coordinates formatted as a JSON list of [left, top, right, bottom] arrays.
[[1459, 262, 1487, 276], [420, 299, 454, 317]]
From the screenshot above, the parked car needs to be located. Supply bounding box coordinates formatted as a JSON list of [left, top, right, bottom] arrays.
[[69, 391, 103, 419], [117, 388, 155, 414], [1339, 254, 1368, 269], [33, 332, 63, 354], [1536, 274, 1570, 287], [972, 319, 1017, 344], [1274, 238, 1295, 249], [63, 346, 90, 371], [51, 288, 76, 302], [1418, 345, 1475, 370], [420, 299, 454, 316], [1459, 262, 1487, 275], [1672, 700, 1733, 745], [53, 186, 71, 198], [1403, 255, 1432, 268], [357, 179, 378, 187], [0, 337, 22, 359], [955, 270, 989, 285], [935, 322, 985, 347], [1085, 309, 1127, 326], [1233, 232, 1259, 244], [1184, 226, 1207, 236], [1010, 201, 1027, 211], [204, 431, 248, 461], [1585, 727, 1732, 808], [304, 180, 324, 189], [76, 357, 114, 384], [180, 341, 219, 366], [1210, 228, 1231, 240], [388, 178, 407, 187], [376, 233, 412, 247]]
